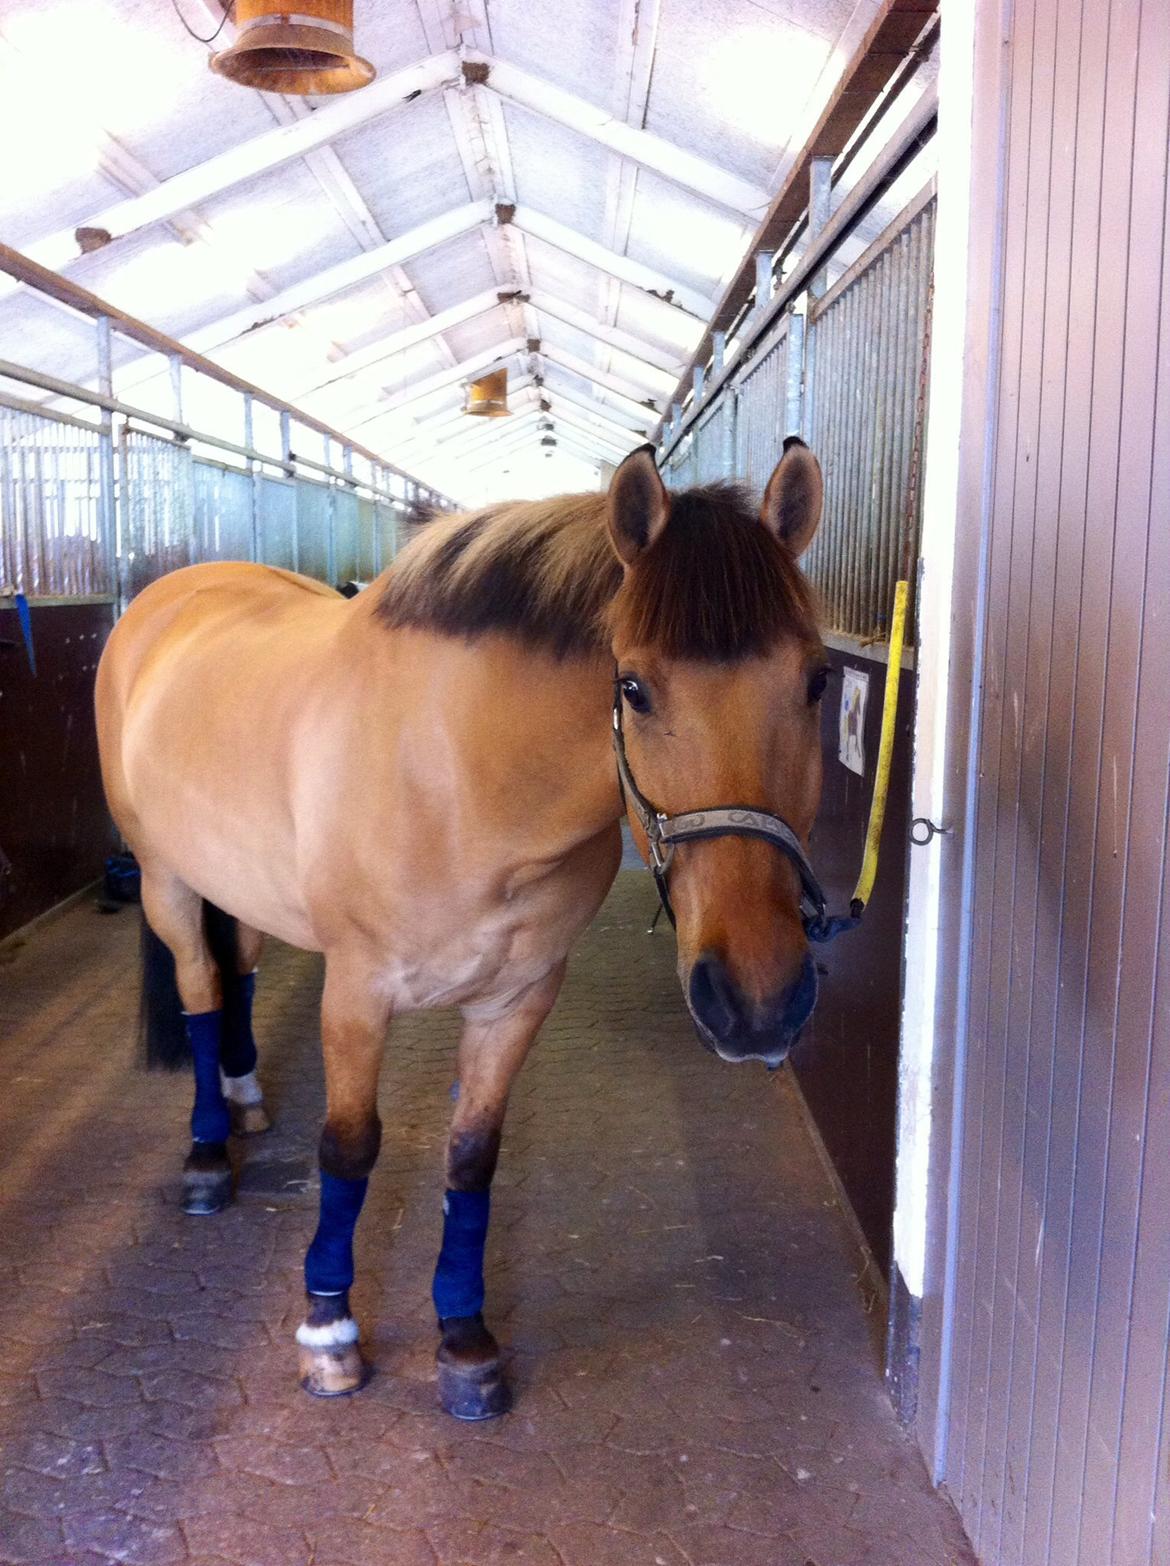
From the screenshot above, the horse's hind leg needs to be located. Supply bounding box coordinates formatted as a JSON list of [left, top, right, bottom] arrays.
[[434, 962, 566, 1420], [217, 920, 272, 1136], [140, 870, 233, 1216], [297, 954, 389, 1397]]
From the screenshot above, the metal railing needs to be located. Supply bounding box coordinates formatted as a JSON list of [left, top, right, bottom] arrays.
[[657, 86, 937, 648], [0, 241, 458, 605]]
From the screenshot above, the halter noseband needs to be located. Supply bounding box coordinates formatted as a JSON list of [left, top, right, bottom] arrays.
[[612, 681, 858, 943]]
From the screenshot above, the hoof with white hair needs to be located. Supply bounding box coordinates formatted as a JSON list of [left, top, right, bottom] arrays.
[[221, 1071, 272, 1136], [296, 1307, 366, 1396]]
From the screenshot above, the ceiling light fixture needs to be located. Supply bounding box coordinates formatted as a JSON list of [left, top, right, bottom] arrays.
[[211, 1, 375, 96]]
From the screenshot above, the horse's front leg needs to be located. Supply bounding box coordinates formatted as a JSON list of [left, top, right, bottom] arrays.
[[434, 962, 565, 1421], [297, 955, 389, 1397]]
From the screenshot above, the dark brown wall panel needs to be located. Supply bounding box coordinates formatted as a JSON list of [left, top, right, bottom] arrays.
[[0, 602, 117, 941], [793, 646, 913, 1278]]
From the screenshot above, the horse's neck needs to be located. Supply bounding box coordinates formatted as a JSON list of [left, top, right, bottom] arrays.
[[336, 610, 623, 861]]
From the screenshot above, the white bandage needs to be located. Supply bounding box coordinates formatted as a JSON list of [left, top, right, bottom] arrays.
[[220, 1069, 264, 1106]]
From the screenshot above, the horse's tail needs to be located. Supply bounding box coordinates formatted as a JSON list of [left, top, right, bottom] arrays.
[[139, 901, 240, 1071]]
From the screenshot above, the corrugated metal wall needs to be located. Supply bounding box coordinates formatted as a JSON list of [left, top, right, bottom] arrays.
[[942, 1, 1169, 1562], [803, 192, 934, 642]]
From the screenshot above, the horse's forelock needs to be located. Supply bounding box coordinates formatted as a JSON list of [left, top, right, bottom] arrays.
[[609, 485, 819, 661], [375, 482, 817, 663]]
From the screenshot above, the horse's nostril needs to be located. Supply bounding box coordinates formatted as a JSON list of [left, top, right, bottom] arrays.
[[688, 952, 746, 1038]]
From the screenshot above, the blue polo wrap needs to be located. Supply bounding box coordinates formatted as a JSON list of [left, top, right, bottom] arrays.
[[305, 1172, 369, 1296], [432, 1188, 491, 1322], [220, 970, 258, 1079], [186, 1009, 230, 1144]]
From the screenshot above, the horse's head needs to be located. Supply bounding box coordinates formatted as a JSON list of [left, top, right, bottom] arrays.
[[606, 441, 828, 1068]]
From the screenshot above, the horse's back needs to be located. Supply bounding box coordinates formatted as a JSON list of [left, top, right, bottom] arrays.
[[96, 562, 349, 945]]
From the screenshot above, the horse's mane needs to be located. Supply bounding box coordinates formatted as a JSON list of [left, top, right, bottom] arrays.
[[375, 484, 819, 661]]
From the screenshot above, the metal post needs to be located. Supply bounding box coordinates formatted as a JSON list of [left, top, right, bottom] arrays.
[[722, 388, 737, 479], [243, 392, 259, 562], [808, 156, 833, 302], [324, 436, 337, 586], [754, 250, 775, 315], [169, 354, 184, 424], [785, 309, 805, 440], [280, 409, 297, 570], [712, 330, 726, 378], [95, 316, 120, 607], [692, 365, 706, 406]]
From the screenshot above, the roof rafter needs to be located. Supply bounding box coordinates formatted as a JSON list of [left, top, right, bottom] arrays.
[[465, 52, 769, 218], [12, 51, 463, 280], [528, 291, 689, 377], [429, 397, 630, 462], [293, 288, 505, 398], [257, 92, 459, 373], [117, 206, 696, 396], [342, 337, 527, 430], [454, 420, 611, 474], [117, 201, 491, 390], [539, 376, 654, 434], [415, 3, 541, 366], [511, 208, 715, 320], [442, 391, 636, 453], [300, 287, 680, 404], [595, 0, 663, 396], [537, 402, 637, 457], [543, 344, 663, 412]]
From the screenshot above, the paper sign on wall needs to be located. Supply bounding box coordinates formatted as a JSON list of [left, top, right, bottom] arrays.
[[839, 667, 869, 776]]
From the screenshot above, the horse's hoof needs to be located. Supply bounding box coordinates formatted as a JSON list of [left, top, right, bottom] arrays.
[[437, 1315, 511, 1421], [229, 1100, 272, 1136], [181, 1144, 232, 1216], [296, 1315, 366, 1397]]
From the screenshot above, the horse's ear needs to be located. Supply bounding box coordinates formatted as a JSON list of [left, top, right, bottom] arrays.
[[761, 436, 823, 556], [607, 444, 670, 567]]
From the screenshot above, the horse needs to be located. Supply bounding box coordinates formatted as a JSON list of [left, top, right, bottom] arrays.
[[94, 439, 830, 1418]]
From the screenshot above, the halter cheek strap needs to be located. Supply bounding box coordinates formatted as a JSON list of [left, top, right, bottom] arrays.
[[611, 686, 859, 942]]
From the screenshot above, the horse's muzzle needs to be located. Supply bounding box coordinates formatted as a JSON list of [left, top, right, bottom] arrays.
[[687, 950, 818, 1067]]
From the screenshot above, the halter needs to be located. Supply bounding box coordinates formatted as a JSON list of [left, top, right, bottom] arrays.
[[612, 681, 860, 943]]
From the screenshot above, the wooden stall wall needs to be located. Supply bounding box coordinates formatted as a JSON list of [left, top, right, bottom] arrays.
[[934, 0, 1170, 1562], [0, 602, 116, 941]]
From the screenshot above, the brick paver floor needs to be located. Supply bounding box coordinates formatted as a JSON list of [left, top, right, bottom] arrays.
[[0, 872, 974, 1566]]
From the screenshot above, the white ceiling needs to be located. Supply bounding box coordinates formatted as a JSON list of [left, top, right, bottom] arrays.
[[0, 0, 905, 504]]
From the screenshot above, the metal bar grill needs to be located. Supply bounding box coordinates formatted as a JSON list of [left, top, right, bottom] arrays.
[[0, 405, 109, 596], [733, 317, 791, 494], [192, 460, 253, 563], [119, 429, 196, 602], [803, 194, 936, 642]]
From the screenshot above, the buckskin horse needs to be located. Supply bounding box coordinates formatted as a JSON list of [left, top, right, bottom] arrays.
[[95, 440, 831, 1418]]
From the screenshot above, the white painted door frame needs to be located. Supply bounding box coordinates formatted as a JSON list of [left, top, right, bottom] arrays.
[[890, 0, 1012, 1484]]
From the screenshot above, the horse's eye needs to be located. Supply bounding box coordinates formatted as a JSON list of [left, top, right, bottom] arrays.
[[620, 676, 651, 715], [807, 665, 831, 704]]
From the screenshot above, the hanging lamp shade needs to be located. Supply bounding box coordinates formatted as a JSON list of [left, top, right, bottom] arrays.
[[210, 1, 375, 96], [464, 368, 511, 418]]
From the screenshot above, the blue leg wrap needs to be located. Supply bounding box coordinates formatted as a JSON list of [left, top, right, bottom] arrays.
[[432, 1188, 490, 1322], [220, 970, 258, 1078], [186, 1010, 230, 1144], [305, 1172, 369, 1296]]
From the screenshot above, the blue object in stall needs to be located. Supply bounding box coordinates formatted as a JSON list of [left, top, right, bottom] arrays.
[[14, 593, 36, 675]]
